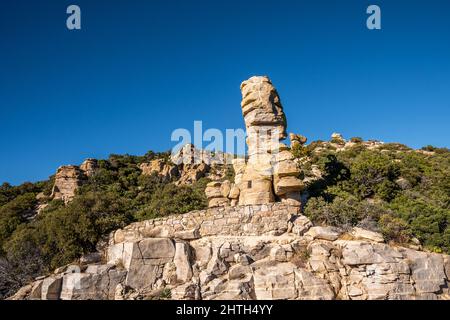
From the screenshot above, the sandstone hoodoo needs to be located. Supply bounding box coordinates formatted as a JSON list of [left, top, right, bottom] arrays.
[[7, 76, 450, 301], [206, 76, 304, 208]]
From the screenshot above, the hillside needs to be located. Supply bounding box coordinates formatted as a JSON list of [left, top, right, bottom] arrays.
[[1, 137, 448, 300], [1, 76, 449, 300]]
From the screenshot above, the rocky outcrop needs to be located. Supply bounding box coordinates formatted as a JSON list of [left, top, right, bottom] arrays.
[[203, 76, 304, 208], [210, 76, 304, 207], [289, 133, 307, 148], [50, 166, 86, 204], [139, 159, 179, 183], [49, 159, 99, 204], [10, 203, 450, 300], [140, 144, 232, 186], [331, 132, 346, 145], [205, 181, 231, 208], [80, 159, 98, 177]]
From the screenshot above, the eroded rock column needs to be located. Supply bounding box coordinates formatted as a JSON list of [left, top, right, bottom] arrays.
[[238, 76, 303, 206]]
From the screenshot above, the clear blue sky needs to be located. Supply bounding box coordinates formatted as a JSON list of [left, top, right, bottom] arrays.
[[1, 0, 449, 185]]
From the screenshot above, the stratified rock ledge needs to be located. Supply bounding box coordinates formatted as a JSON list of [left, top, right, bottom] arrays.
[[9, 203, 450, 300]]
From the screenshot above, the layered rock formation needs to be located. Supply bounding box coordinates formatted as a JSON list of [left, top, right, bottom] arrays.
[[10, 203, 450, 300], [50, 159, 99, 204], [50, 166, 86, 204], [79, 158, 98, 177], [140, 144, 232, 186], [139, 159, 179, 183], [289, 133, 307, 148], [206, 76, 303, 208]]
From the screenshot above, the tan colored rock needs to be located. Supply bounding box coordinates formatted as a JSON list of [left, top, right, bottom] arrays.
[[254, 263, 297, 299], [280, 192, 302, 207], [228, 184, 240, 199], [124, 239, 176, 291], [205, 182, 222, 199], [273, 160, 300, 178], [28, 280, 43, 300], [274, 150, 295, 162], [51, 165, 86, 204], [173, 228, 200, 240], [238, 178, 275, 205], [289, 133, 307, 148], [208, 197, 230, 208], [228, 264, 252, 280], [331, 132, 345, 145], [174, 242, 193, 283], [60, 266, 126, 300], [305, 226, 342, 241], [177, 163, 209, 185], [205, 181, 231, 208], [41, 276, 63, 300], [291, 215, 313, 236], [238, 76, 285, 205], [6, 284, 33, 300], [140, 159, 179, 183], [220, 180, 231, 198], [191, 239, 212, 268], [295, 269, 335, 300], [274, 176, 304, 195], [351, 227, 384, 243], [80, 158, 98, 177], [203, 77, 302, 206]]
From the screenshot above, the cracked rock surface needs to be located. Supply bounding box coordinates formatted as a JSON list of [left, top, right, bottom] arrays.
[[9, 203, 450, 300]]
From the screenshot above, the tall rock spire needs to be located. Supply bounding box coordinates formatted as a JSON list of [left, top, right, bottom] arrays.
[[237, 76, 303, 205], [205, 75, 304, 207]]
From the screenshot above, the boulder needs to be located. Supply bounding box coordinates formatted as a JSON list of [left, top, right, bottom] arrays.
[[80, 158, 98, 177], [41, 276, 63, 300], [173, 228, 200, 240], [274, 176, 303, 195], [289, 133, 307, 148], [253, 263, 297, 299], [174, 242, 193, 283], [351, 227, 384, 243], [305, 226, 342, 241], [291, 215, 313, 236], [228, 264, 252, 280]]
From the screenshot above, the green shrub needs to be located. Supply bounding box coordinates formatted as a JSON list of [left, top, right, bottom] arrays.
[[0, 193, 37, 253], [304, 196, 384, 230], [347, 151, 400, 200], [378, 214, 412, 243], [134, 181, 207, 221], [350, 137, 363, 143]]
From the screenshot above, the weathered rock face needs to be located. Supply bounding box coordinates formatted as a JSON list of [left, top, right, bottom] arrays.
[[80, 158, 98, 177], [331, 132, 346, 145], [49, 159, 99, 204], [50, 166, 86, 204], [10, 204, 450, 300], [208, 76, 303, 207], [289, 133, 307, 148], [205, 181, 231, 208], [140, 159, 179, 183], [140, 144, 232, 186]]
